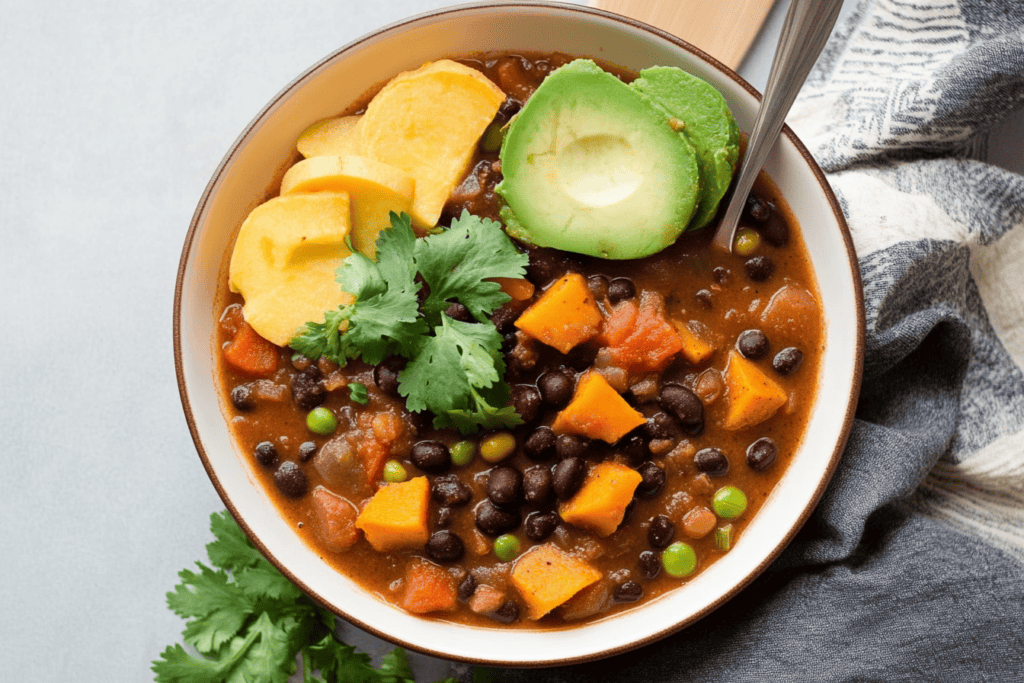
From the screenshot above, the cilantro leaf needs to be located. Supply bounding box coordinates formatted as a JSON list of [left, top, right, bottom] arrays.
[[289, 308, 351, 369], [416, 210, 528, 325], [206, 510, 263, 572], [348, 382, 369, 405], [167, 564, 255, 654]]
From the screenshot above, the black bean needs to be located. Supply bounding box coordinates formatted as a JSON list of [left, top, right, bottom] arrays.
[[458, 574, 477, 601], [587, 274, 609, 300], [490, 305, 517, 334], [645, 412, 682, 441], [426, 530, 465, 563], [525, 511, 559, 541], [744, 255, 775, 282], [436, 506, 452, 528], [475, 500, 522, 536], [274, 461, 308, 498], [445, 301, 472, 322], [538, 370, 574, 407], [373, 357, 404, 396], [431, 473, 472, 507], [488, 466, 523, 507], [695, 289, 713, 309], [636, 462, 666, 499], [712, 266, 730, 284], [254, 441, 279, 468], [617, 433, 648, 465], [608, 278, 636, 304], [298, 441, 317, 462], [407, 410, 429, 436], [566, 343, 600, 371], [557, 434, 591, 461], [761, 211, 790, 247], [614, 581, 644, 603], [639, 550, 661, 579], [510, 384, 542, 422], [744, 193, 771, 224], [291, 368, 326, 411], [496, 97, 522, 122], [410, 441, 451, 474], [747, 437, 779, 471], [773, 347, 804, 375], [552, 457, 587, 500], [526, 248, 572, 287], [491, 600, 519, 623], [524, 426, 557, 461], [737, 329, 769, 360], [230, 384, 256, 411], [647, 515, 676, 549], [659, 385, 704, 431], [523, 466, 553, 504], [694, 447, 730, 477]]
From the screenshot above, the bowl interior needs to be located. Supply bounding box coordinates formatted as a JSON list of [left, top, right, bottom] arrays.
[[176, 2, 862, 667]]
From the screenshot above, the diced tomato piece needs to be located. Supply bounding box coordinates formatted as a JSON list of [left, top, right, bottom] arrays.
[[603, 293, 684, 372]]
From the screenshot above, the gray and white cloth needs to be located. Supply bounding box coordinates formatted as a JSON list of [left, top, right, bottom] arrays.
[[501, 0, 1024, 680]]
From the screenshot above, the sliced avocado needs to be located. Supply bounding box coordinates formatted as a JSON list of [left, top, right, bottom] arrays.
[[631, 66, 739, 230], [496, 59, 700, 260]]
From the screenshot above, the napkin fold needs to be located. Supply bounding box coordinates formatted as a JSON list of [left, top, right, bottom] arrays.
[[502, 0, 1024, 679]]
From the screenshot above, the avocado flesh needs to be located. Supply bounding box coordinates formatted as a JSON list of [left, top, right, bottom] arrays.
[[631, 67, 739, 230], [496, 60, 700, 260]]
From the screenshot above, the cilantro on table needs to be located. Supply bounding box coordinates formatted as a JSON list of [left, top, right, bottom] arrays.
[[290, 211, 530, 434], [153, 511, 459, 683]]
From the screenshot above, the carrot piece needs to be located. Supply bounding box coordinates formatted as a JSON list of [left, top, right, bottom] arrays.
[[722, 350, 788, 430], [514, 273, 602, 353], [490, 277, 535, 302], [310, 487, 360, 553], [603, 292, 684, 372], [551, 372, 646, 443], [509, 544, 602, 620], [355, 476, 430, 551], [400, 559, 457, 614], [558, 461, 643, 537], [223, 321, 279, 378], [355, 438, 389, 485]]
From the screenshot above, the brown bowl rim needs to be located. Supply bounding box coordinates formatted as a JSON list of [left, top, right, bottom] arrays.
[[173, 0, 865, 669]]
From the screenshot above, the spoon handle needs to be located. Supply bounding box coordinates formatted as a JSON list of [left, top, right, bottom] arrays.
[[713, 0, 844, 251]]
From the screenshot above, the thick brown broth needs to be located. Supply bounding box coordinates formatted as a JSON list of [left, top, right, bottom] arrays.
[[214, 53, 822, 628]]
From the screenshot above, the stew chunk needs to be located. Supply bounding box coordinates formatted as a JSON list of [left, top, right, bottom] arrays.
[[558, 461, 643, 537], [355, 476, 430, 551], [510, 544, 602, 620]]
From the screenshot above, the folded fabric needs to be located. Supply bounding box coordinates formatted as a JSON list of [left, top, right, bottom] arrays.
[[497, 0, 1024, 680]]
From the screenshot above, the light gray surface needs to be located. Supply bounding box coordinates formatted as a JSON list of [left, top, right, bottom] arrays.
[[2, 1, 1019, 681]]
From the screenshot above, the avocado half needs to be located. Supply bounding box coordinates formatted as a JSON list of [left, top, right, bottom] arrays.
[[496, 60, 700, 260]]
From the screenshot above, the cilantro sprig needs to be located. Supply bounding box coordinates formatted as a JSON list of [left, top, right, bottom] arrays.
[[291, 211, 529, 434], [153, 511, 458, 683]]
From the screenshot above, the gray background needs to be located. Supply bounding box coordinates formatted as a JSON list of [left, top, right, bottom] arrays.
[[2, 0, 1019, 680]]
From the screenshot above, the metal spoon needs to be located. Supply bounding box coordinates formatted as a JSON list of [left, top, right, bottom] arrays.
[[713, 0, 844, 251]]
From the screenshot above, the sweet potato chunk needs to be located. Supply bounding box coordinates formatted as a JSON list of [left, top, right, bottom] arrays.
[[674, 321, 716, 365], [355, 476, 429, 551], [551, 372, 646, 443], [559, 461, 643, 537], [400, 559, 457, 614], [722, 350, 788, 430], [223, 321, 279, 378], [603, 292, 685, 372], [515, 273, 603, 353], [510, 545, 602, 620], [311, 487, 360, 553]]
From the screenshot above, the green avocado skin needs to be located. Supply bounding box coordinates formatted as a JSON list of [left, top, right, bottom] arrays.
[[631, 67, 739, 230], [496, 59, 700, 260]]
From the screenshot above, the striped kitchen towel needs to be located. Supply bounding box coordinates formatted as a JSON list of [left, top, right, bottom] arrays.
[[505, 0, 1024, 680]]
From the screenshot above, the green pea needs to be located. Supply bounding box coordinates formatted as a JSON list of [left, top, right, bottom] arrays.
[[715, 524, 734, 551], [479, 431, 516, 464], [450, 440, 476, 467], [712, 486, 748, 519], [383, 460, 407, 483], [661, 542, 697, 578], [480, 122, 505, 152], [733, 227, 762, 256], [493, 534, 521, 561], [306, 406, 337, 435]]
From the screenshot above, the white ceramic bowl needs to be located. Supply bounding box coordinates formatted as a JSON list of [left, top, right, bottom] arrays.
[[175, 1, 864, 667]]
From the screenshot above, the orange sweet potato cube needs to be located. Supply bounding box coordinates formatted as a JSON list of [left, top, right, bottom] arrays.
[[558, 461, 642, 537], [355, 476, 430, 551], [722, 350, 788, 430], [515, 273, 602, 353], [551, 372, 646, 443], [400, 559, 457, 614], [510, 544, 602, 620], [674, 321, 716, 365]]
